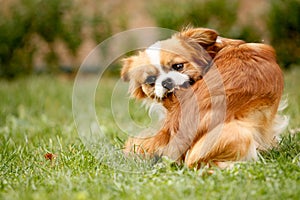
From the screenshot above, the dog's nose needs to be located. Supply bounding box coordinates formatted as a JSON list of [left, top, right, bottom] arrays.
[[162, 78, 175, 90]]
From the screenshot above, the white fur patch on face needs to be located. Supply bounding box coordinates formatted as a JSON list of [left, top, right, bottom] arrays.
[[145, 42, 164, 74], [154, 71, 189, 98], [154, 80, 165, 99], [165, 71, 189, 86]]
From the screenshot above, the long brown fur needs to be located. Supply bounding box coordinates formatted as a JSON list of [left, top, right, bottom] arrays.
[[121, 28, 287, 168]]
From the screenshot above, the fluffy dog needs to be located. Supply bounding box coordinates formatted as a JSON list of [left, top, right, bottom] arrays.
[[121, 27, 288, 168]]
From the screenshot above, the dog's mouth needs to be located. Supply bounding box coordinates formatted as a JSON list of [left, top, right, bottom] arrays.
[[150, 78, 196, 102]]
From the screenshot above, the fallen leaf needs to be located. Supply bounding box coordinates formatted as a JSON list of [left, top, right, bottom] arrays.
[[44, 153, 57, 161]]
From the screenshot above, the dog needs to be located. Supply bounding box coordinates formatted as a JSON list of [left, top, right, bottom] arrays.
[[120, 27, 288, 168]]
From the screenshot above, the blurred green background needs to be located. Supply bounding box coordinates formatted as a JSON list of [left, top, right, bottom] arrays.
[[1, 2, 300, 199], [0, 0, 299, 78]]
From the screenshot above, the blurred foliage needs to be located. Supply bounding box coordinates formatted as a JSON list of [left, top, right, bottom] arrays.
[[267, 0, 300, 68], [0, 0, 111, 78], [148, 0, 300, 68], [147, 0, 260, 41], [0, 0, 299, 78], [0, 0, 34, 78]]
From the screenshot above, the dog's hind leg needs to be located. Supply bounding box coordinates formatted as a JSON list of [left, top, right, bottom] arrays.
[[185, 120, 258, 169]]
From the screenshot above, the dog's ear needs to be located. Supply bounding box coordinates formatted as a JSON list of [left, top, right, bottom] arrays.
[[120, 57, 134, 82], [179, 28, 218, 48], [121, 56, 146, 99]]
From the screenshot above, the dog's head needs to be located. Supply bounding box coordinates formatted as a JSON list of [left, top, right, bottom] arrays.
[[121, 28, 219, 101]]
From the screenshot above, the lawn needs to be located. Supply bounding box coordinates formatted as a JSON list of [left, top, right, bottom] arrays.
[[0, 67, 299, 200]]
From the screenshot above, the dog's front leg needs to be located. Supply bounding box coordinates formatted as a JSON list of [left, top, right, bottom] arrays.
[[123, 129, 170, 156]]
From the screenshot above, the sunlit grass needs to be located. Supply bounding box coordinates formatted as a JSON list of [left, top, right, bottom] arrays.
[[0, 69, 299, 200]]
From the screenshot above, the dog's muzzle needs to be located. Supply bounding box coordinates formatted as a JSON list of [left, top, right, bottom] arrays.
[[162, 78, 175, 90]]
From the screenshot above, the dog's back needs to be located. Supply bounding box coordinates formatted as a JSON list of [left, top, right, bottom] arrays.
[[215, 40, 283, 117], [185, 40, 288, 168]]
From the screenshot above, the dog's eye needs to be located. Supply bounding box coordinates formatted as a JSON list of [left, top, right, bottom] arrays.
[[172, 63, 184, 71], [145, 75, 156, 86]]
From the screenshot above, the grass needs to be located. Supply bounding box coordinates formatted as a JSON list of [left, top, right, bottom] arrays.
[[0, 68, 300, 200]]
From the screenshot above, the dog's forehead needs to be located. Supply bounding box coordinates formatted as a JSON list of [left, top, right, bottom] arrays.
[[145, 38, 186, 68], [145, 41, 161, 65], [160, 37, 184, 52], [145, 41, 163, 74]]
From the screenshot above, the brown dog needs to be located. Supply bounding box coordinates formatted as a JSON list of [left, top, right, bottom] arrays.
[[121, 27, 288, 168]]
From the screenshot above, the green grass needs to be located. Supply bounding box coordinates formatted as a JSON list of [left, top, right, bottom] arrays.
[[1, 68, 300, 200]]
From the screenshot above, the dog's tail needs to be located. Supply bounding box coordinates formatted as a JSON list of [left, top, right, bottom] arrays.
[[273, 97, 289, 140]]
